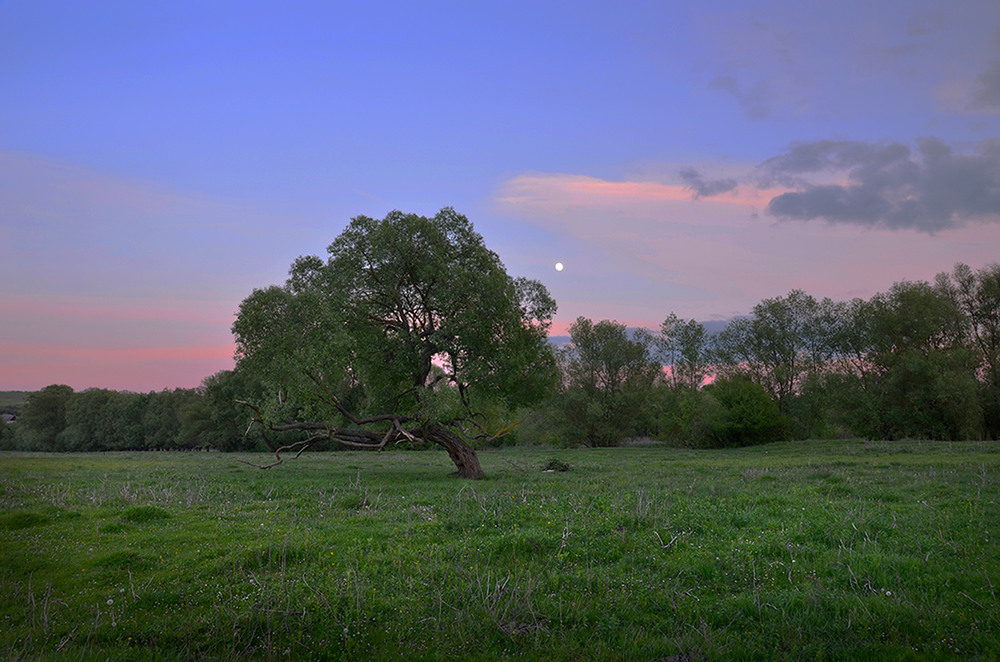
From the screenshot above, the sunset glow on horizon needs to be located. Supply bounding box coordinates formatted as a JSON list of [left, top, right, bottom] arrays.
[[3, 1, 1000, 391]]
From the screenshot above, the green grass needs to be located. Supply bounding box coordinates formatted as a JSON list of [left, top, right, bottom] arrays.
[[0, 391, 30, 409], [1, 440, 999, 660]]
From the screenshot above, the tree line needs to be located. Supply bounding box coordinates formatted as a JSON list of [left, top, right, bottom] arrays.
[[1, 211, 996, 455], [0, 371, 302, 452], [527, 262, 1000, 447]]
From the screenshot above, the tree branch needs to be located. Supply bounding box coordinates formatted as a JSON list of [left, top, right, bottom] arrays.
[[393, 419, 426, 447], [236, 399, 425, 463], [237, 435, 322, 470], [303, 373, 404, 426]]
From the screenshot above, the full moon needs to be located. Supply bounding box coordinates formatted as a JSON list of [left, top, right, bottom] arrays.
[[555, 262, 564, 271]]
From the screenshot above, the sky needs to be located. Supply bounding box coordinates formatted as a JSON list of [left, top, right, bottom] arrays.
[[3, 0, 1000, 392]]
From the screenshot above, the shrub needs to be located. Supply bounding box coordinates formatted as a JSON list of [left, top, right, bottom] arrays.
[[705, 377, 791, 447], [652, 385, 726, 448]]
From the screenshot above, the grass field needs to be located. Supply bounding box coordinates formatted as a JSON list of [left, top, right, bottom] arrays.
[[1, 440, 999, 660], [0, 391, 30, 410]]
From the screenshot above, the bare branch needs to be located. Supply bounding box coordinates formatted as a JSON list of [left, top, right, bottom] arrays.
[[492, 419, 520, 440], [237, 399, 267, 423], [268, 420, 333, 432], [236, 398, 410, 461], [237, 436, 320, 470], [392, 419, 427, 447], [328, 433, 384, 449]]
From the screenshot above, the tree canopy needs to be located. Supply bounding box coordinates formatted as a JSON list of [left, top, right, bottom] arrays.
[[232, 208, 558, 477], [555, 318, 661, 446]]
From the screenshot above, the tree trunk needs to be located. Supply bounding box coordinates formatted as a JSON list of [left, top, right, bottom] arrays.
[[425, 425, 485, 479]]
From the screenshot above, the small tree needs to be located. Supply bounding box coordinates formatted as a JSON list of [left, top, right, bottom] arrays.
[[232, 209, 558, 478], [17, 384, 74, 450], [657, 313, 709, 388]]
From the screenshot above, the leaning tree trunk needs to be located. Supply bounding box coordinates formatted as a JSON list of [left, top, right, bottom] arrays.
[[424, 425, 485, 479]]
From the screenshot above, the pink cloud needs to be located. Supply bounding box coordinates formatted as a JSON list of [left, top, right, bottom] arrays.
[[496, 172, 780, 215], [561, 176, 692, 202]]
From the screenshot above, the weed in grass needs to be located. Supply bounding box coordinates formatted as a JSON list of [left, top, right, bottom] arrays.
[[541, 458, 570, 472], [470, 568, 546, 637]]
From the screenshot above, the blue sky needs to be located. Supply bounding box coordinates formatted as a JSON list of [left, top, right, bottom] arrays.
[[3, 0, 1000, 390]]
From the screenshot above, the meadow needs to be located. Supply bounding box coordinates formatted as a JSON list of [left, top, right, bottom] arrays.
[[1, 440, 998, 660]]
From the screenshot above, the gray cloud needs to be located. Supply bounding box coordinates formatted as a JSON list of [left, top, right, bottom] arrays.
[[905, 10, 947, 38], [759, 140, 911, 185], [968, 24, 1000, 111], [678, 167, 738, 199], [707, 75, 771, 120], [760, 138, 1000, 232], [971, 60, 1000, 110]]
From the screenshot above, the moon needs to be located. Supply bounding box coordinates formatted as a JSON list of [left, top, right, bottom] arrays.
[[555, 262, 564, 272]]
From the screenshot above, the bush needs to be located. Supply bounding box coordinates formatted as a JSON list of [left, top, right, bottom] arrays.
[[651, 385, 725, 448], [513, 403, 567, 446], [705, 377, 791, 447]]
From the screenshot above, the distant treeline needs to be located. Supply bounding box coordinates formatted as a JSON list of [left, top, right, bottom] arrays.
[[2, 262, 998, 451], [524, 262, 1000, 447], [0, 372, 300, 452]]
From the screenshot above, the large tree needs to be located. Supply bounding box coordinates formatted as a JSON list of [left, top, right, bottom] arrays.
[[710, 290, 836, 411], [232, 208, 558, 478], [556, 318, 661, 446], [940, 263, 1000, 436], [866, 280, 982, 440]]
